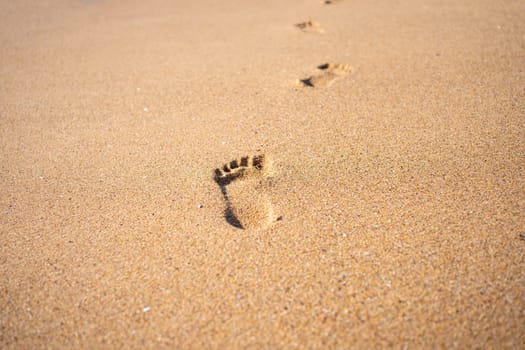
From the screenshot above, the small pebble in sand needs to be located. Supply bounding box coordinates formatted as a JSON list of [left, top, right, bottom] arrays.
[[198, 204, 204, 208], [143, 306, 151, 313], [143, 107, 149, 112]]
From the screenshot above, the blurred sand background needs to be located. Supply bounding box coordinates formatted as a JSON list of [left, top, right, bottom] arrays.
[[1, 0, 524, 348]]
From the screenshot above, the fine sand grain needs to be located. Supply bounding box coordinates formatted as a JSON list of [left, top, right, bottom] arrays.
[[1, 0, 524, 348]]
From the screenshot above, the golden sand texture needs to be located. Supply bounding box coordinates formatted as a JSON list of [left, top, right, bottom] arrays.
[[1, 0, 524, 348]]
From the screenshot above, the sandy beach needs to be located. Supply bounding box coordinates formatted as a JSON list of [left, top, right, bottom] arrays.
[[1, 0, 524, 348]]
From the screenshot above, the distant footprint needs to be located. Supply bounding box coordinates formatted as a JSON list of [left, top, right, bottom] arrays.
[[214, 155, 277, 229], [295, 20, 325, 34], [299, 63, 353, 88]]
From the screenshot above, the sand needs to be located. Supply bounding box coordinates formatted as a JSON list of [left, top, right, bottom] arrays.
[[1, 0, 524, 348]]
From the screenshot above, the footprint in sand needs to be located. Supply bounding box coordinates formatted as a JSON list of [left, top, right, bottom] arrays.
[[214, 154, 278, 230], [299, 63, 353, 88], [295, 20, 325, 34]]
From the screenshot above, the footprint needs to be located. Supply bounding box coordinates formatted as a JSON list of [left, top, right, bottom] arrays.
[[295, 20, 325, 34], [299, 63, 353, 88], [214, 155, 277, 230]]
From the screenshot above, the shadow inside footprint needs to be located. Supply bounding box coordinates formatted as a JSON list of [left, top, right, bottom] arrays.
[[300, 78, 315, 87], [224, 207, 243, 228], [214, 155, 275, 230]]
